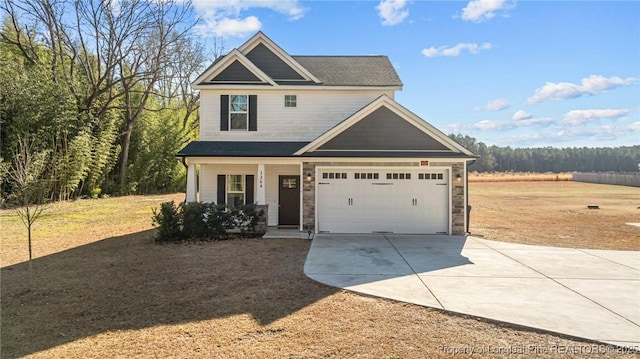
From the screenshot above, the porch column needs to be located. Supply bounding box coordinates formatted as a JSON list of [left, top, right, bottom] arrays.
[[186, 162, 197, 202], [256, 164, 266, 204]]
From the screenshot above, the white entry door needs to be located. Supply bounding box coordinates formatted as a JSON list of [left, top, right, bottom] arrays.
[[317, 169, 449, 234]]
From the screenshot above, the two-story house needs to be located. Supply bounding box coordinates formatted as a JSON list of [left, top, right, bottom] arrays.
[[177, 32, 476, 235]]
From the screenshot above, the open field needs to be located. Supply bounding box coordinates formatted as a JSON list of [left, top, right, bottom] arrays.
[[469, 181, 640, 250], [469, 172, 573, 182], [2, 183, 639, 358]]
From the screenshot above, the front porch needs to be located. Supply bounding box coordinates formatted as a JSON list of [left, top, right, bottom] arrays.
[[185, 160, 307, 230]]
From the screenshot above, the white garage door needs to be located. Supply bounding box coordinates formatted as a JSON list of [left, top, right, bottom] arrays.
[[317, 168, 449, 234]]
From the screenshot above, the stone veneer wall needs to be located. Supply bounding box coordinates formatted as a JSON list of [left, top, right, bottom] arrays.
[[430, 161, 466, 235], [255, 204, 268, 234], [302, 162, 316, 231], [302, 161, 467, 235]]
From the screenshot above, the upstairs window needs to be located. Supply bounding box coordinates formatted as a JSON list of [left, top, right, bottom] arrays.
[[284, 95, 297, 108], [230, 95, 248, 130]]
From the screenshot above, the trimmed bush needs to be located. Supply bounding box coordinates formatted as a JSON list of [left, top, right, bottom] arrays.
[[182, 202, 210, 239], [151, 201, 183, 242], [151, 201, 266, 241]]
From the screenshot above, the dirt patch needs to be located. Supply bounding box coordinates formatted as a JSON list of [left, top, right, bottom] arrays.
[[469, 182, 640, 250]]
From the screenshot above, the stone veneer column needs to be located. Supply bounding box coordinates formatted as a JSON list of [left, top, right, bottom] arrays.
[[451, 163, 466, 235], [302, 162, 316, 232]]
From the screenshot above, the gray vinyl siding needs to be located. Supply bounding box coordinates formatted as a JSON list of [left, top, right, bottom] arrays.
[[246, 43, 305, 80], [212, 60, 262, 82], [318, 106, 451, 151]]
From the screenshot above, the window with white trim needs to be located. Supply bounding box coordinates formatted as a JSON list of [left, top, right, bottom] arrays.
[[230, 95, 248, 130], [284, 95, 297, 108], [227, 175, 245, 208]]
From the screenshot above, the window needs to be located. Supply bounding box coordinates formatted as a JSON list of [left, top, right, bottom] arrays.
[[354, 172, 379, 180], [230, 95, 248, 130], [322, 172, 347, 179], [386, 173, 411, 180], [284, 95, 297, 108], [419, 173, 444, 180], [282, 178, 297, 189], [227, 175, 245, 208]]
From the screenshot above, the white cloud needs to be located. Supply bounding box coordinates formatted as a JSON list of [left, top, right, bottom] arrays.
[[471, 115, 553, 131], [376, 0, 409, 26], [473, 120, 501, 130], [527, 75, 637, 104], [461, 0, 514, 23], [512, 110, 533, 121], [193, 0, 305, 37], [474, 98, 509, 111], [515, 117, 554, 127], [562, 109, 630, 126], [422, 42, 492, 57], [629, 122, 640, 131]]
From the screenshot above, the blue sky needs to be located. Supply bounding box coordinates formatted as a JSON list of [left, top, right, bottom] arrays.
[[192, 0, 639, 148]]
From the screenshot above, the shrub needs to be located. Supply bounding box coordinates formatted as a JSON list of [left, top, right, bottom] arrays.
[[205, 203, 235, 240], [151, 201, 183, 242], [182, 202, 210, 239], [152, 201, 266, 241], [235, 204, 265, 237]]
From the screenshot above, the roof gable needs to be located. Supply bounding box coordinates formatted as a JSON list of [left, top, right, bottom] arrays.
[[238, 32, 320, 83], [296, 95, 476, 157], [245, 43, 305, 81], [318, 106, 450, 152], [193, 49, 275, 86], [211, 60, 262, 82]]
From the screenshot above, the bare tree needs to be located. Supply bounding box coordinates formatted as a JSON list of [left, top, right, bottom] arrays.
[[1, 0, 211, 193], [9, 135, 50, 291]]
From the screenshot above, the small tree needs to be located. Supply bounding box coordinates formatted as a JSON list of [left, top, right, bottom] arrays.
[[8, 136, 50, 291]]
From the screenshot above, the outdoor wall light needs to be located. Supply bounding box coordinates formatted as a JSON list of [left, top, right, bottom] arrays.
[[456, 174, 462, 181], [306, 172, 313, 181]]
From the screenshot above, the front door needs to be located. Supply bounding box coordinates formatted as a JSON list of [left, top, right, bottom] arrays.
[[278, 175, 300, 226]]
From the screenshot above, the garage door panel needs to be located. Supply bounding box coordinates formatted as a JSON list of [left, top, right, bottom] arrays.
[[317, 169, 449, 234]]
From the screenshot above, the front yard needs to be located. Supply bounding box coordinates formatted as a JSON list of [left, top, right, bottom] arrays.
[[1, 183, 638, 358]]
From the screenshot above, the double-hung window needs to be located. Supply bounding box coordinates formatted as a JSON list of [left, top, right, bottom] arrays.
[[226, 175, 245, 208], [230, 95, 248, 130]]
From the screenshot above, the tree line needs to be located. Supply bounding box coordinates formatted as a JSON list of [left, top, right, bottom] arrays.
[[0, 0, 223, 202], [450, 134, 640, 173]]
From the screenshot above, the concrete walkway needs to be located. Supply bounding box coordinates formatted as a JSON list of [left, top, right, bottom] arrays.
[[304, 234, 640, 350]]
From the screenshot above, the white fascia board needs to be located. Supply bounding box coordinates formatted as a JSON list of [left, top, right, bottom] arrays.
[[185, 157, 303, 165], [185, 156, 470, 165], [238, 32, 321, 84], [192, 49, 276, 87], [192, 84, 402, 91]]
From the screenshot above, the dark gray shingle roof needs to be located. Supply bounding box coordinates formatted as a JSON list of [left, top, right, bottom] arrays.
[[293, 56, 403, 87], [177, 141, 309, 157]]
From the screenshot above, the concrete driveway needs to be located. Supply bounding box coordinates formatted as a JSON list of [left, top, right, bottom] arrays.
[[304, 234, 640, 350]]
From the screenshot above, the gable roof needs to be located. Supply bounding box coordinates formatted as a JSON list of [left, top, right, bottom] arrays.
[[293, 56, 402, 87], [193, 49, 275, 86], [295, 95, 476, 158], [193, 32, 402, 88]]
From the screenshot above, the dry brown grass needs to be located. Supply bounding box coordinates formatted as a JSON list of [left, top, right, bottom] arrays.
[[469, 181, 640, 250], [469, 172, 573, 182], [2, 187, 639, 358]]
